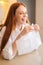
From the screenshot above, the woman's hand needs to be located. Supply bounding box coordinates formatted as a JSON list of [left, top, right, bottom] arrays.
[[22, 23, 40, 33], [33, 24, 40, 31], [16, 23, 40, 40], [22, 24, 34, 34]]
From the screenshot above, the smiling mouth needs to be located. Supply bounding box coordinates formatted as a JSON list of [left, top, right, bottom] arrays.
[[22, 18, 26, 21]]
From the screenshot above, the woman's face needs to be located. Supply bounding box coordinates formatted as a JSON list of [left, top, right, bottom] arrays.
[[14, 5, 28, 24]]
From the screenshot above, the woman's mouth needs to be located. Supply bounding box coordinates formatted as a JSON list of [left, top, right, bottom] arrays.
[[22, 18, 26, 22]]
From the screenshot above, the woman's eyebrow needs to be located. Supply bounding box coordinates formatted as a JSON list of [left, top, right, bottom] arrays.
[[19, 11, 28, 13]]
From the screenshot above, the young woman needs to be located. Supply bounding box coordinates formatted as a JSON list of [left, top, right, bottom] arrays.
[[0, 2, 41, 60]]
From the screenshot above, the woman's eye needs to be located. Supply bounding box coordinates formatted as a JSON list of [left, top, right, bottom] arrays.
[[19, 13, 23, 15], [19, 12, 28, 17]]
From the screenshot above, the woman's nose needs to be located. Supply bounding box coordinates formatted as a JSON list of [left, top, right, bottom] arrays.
[[23, 14, 28, 17]]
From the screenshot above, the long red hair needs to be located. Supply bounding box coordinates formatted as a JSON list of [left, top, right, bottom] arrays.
[[0, 2, 26, 53]]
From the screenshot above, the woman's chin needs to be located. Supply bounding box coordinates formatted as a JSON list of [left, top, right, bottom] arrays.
[[21, 21, 26, 24]]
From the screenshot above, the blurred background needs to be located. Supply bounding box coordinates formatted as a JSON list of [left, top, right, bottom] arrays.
[[0, 1, 43, 65], [0, 0, 43, 42]]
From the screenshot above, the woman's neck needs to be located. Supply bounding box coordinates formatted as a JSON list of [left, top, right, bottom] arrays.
[[16, 22, 22, 30]]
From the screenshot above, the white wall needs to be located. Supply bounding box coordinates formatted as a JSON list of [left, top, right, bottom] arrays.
[[36, 0, 43, 42]]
